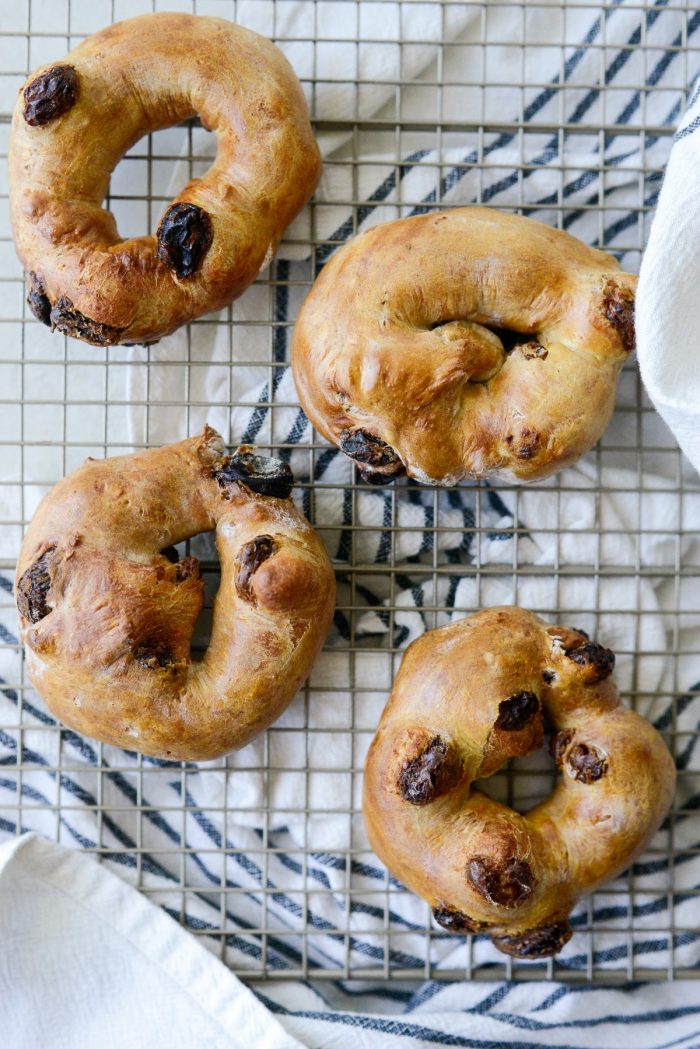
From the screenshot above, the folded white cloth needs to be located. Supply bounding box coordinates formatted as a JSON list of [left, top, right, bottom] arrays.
[[0, 833, 302, 1049], [637, 83, 700, 474], [5, 833, 700, 1049]]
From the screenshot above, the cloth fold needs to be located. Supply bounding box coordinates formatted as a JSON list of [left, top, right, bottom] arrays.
[[637, 82, 700, 475]]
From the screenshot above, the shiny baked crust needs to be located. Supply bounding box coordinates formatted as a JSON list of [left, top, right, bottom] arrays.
[[291, 208, 637, 485], [15, 427, 336, 761], [363, 607, 676, 958], [9, 12, 321, 346]]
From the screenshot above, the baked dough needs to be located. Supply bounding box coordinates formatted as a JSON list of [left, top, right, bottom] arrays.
[[363, 607, 675, 957], [292, 208, 636, 485], [9, 12, 321, 346], [15, 427, 335, 761]]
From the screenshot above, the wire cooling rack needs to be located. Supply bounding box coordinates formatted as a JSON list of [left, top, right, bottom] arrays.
[[1, 0, 700, 988]]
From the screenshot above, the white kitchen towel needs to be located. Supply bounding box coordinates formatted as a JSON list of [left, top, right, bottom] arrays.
[[0, 833, 303, 1049], [4, 832, 700, 1049], [637, 81, 700, 475]]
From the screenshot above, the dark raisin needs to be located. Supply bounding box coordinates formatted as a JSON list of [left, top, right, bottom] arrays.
[[398, 735, 461, 805], [542, 669, 556, 684], [566, 641, 615, 681], [432, 905, 491, 933], [50, 297, 124, 346], [495, 690, 539, 732], [26, 272, 51, 326], [358, 468, 400, 486], [568, 742, 608, 784], [602, 278, 635, 353], [23, 64, 78, 126], [339, 429, 405, 483], [236, 535, 279, 600], [161, 546, 180, 563], [156, 203, 213, 278], [213, 452, 294, 500], [133, 643, 174, 670], [16, 549, 55, 623], [493, 919, 572, 958], [466, 856, 534, 908], [549, 729, 574, 766], [514, 428, 540, 461], [175, 556, 200, 583]]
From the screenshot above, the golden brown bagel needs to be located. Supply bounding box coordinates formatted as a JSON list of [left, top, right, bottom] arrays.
[[291, 208, 636, 484], [15, 427, 335, 761], [9, 12, 321, 346], [363, 607, 675, 958]]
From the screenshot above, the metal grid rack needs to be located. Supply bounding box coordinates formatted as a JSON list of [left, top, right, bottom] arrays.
[[1, 0, 699, 987]]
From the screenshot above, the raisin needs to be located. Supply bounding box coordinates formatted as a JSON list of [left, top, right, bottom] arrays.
[[549, 729, 574, 766], [50, 297, 124, 346], [16, 549, 55, 623], [467, 856, 534, 908], [514, 428, 540, 461], [398, 735, 461, 805], [161, 546, 180, 563], [493, 919, 572, 958], [175, 557, 200, 583], [133, 643, 174, 670], [495, 690, 539, 732], [339, 429, 405, 483], [214, 452, 294, 500], [432, 906, 491, 933], [26, 272, 51, 326], [156, 203, 213, 278], [568, 742, 608, 784], [602, 278, 635, 353], [235, 535, 279, 600], [566, 641, 615, 681], [542, 669, 556, 684], [23, 64, 78, 126]]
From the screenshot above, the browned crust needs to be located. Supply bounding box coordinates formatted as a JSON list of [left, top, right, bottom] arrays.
[[291, 208, 637, 484], [14, 427, 336, 761], [9, 13, 322, 345], [363, 606, 676, 958]]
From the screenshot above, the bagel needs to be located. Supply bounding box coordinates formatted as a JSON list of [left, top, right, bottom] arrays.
[[9, 12, 321, 346], [363, 607, 675, 958], [15, 427, 335, 761], [291, 208, 637, 485]]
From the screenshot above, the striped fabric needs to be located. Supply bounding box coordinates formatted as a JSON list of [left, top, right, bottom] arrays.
[[1, 1, 700, 1044]]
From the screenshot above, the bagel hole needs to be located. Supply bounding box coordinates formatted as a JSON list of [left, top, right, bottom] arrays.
[[487, 327, 532, 355], [164, 531, 218, 663], [473, 743, 559, 815], [106, 123, 214, 243]]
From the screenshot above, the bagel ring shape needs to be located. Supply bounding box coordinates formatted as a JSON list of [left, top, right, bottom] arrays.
[[291, 208, 637, 485], [15, 427, 335, 761], [9, 12, 321, 346], [363, 607, 675, 958]]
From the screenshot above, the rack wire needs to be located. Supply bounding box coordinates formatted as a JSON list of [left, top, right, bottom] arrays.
[[1, 0, 700, 987]]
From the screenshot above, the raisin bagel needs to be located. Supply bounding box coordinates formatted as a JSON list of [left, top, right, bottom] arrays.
[[9, 12, 321, 346], [291, 208, 636, 485], [15, 427, 335, 761], [363, 607, 675, 958]]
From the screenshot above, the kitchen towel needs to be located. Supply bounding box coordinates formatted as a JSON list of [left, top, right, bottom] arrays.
[[3, 832, 700, 1049], [637, 80, 700, 475]]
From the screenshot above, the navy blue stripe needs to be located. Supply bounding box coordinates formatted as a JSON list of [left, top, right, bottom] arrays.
[[257, 990, 700, 1049]]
